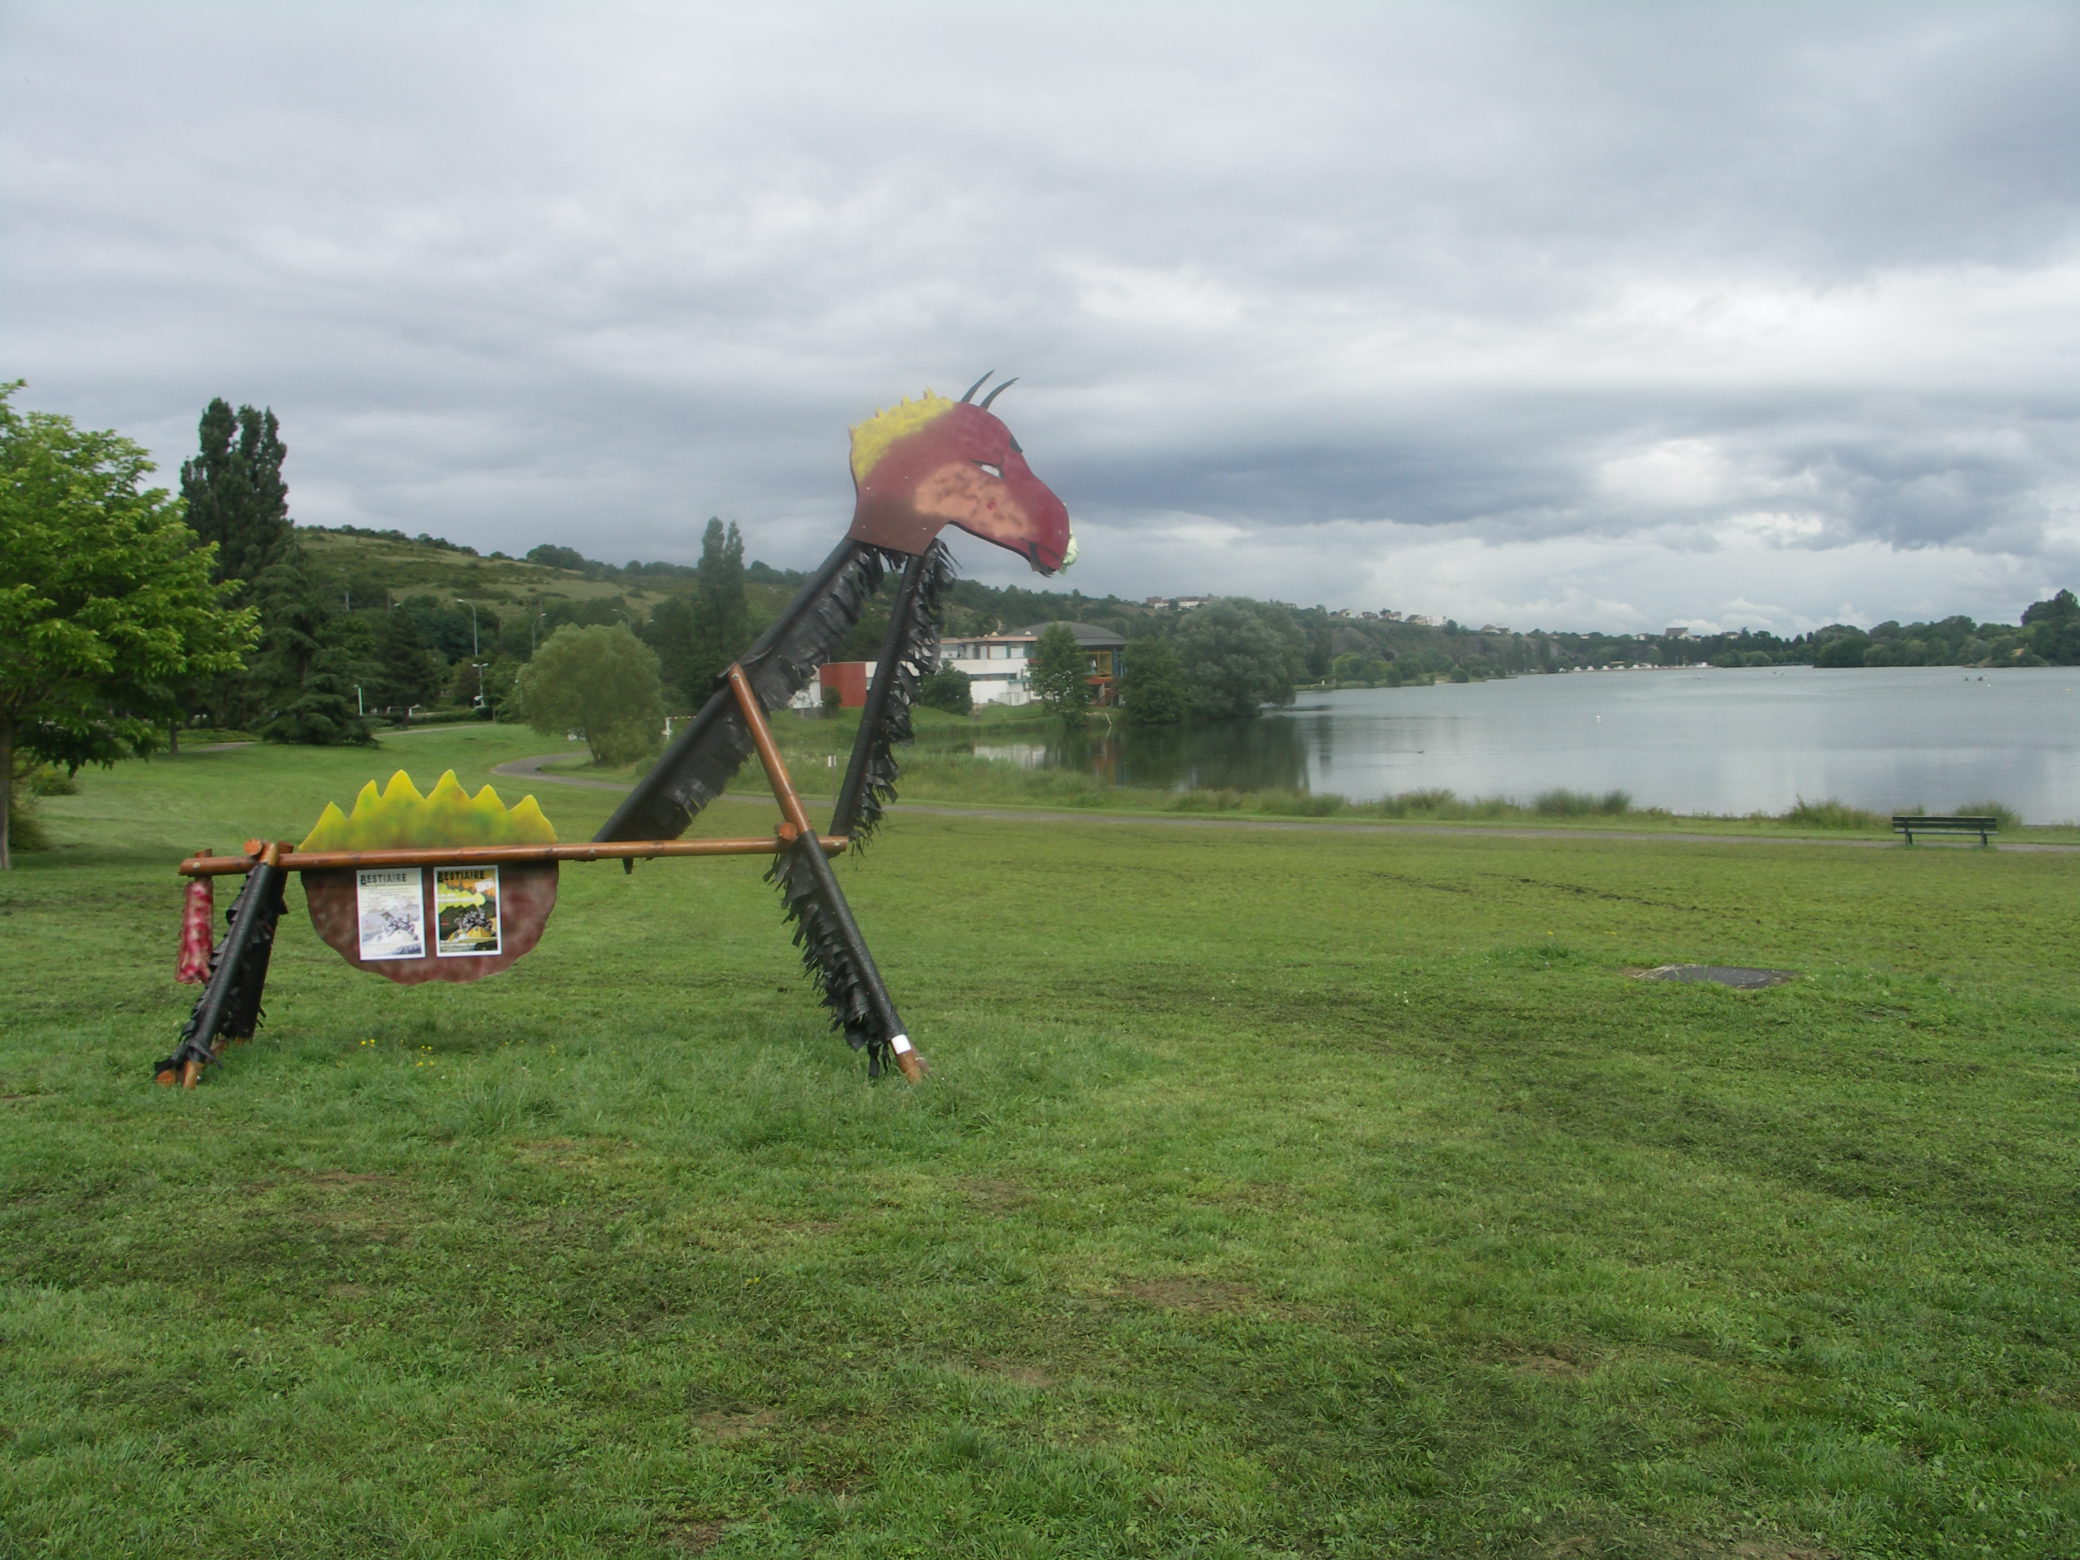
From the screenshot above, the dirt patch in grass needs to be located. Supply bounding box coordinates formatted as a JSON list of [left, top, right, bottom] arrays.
[[964, 1358, 1056, 1389], [1114, 1277, 1261, 1312], [691, 1408, 779, 1441], [659, 1517, 728, 1553], [962, 1176, 1030, 1211], [1508, 1350, 1594, 1379]]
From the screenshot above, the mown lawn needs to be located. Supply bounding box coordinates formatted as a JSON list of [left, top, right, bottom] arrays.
[[2, 727, 2075, 1558]]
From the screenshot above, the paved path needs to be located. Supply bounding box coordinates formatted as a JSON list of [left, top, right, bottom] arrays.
[[490, 754, 2080, 852]]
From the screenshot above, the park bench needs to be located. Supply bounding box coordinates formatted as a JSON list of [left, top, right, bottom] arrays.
[[1892, 814, 1998, 846]]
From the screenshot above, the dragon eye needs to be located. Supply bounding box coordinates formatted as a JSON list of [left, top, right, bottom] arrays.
[[975, 461, 1003, 480]]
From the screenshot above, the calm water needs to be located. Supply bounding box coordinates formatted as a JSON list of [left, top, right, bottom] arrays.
[[968, 666, 2080, 823]]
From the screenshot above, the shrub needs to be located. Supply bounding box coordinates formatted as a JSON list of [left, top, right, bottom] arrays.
[[1784, 797, 1887, 830], [1954, 799, 2023, 830], [1532, 788, 1633, 816]]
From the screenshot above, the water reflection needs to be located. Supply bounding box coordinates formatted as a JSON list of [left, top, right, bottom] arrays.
[[974, 719, 1312, 793]]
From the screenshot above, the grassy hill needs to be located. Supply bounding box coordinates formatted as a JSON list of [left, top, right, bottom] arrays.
[[298, 528, 678, 613]]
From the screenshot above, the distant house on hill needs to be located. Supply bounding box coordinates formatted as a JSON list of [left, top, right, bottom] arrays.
[[1018, 621, 1127, 703], [935, 621, 1129, 706]]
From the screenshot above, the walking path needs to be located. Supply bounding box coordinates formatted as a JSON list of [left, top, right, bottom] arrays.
[[490, 753, 2080, 852]]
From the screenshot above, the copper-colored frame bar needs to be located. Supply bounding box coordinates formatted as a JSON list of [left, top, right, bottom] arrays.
[[727, 662, 819, 843], [179, 834, 849, 879]]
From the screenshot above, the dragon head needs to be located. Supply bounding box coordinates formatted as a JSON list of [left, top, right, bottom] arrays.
[[846, 373, 1075, 574]]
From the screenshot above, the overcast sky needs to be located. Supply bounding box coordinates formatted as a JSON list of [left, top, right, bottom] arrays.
[[6, 2, 2078, 634]]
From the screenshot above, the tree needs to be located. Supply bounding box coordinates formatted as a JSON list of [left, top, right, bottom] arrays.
[[1118, 637, 1187, 724], [0, 385, 258, 868], [1029, 623, 1092, 724], [2022, 588, 2080, 665], [691, 518, 749, 692], [1811, 627, 1871, 669], [1177, 599, 1304, 719], [176, 395, 369, 738], [180, 398, 290, 593], [369, 608, 445, 712], [640, 519, 751, 707], [515, 623, 665, 766], [251, 557, 371, 744], [525, 543, 588, 573], [640, 592, 704, 706], [261, 643, 373, 746], [917, 665, 973, 715]]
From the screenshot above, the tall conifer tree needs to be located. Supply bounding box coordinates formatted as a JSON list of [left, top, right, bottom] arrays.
[[181, 399, 291, 596], [178, 397, 367, 740]]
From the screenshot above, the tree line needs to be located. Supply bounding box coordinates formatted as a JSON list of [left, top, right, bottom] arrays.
[[7, 386, 2076, 862]]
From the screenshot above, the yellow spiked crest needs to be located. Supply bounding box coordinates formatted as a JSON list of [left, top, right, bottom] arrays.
[[299, 770, 557, 851]]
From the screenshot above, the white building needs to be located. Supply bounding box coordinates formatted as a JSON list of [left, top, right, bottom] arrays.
[[937, 632, 1038, 706]]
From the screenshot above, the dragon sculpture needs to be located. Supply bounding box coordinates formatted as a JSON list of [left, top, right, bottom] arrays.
[[595, 372, 1074, 1078], [153, 375, 1071, 1090]]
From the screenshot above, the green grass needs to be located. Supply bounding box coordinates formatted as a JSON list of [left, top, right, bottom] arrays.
[[3, 731, 2077, 1557]]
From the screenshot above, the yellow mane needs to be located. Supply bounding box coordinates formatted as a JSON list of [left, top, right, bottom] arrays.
[[849, 391, 956, 483]]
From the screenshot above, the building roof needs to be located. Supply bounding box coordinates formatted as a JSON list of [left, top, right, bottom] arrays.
[[1016, 620, 1127, 648]]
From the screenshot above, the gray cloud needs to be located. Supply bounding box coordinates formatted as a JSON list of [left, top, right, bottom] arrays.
[[4, 0, 2078, 632]]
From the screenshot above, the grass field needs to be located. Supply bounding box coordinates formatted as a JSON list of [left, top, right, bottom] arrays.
[[3, 727, 2076, 1558]]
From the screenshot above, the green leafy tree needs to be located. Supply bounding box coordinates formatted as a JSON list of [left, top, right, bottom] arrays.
[[1178, 599, 1305, 720], [1812, 628, 1872, 668], [917, 665, 973, 715], [1118, 636, 1187, 724], [2022, 588, 2080, 664], [640, 519, 750, 706], [516, 623, 665, 766], [640, 593, 703, 706], [0, 385, 257, 868], [1029, 623, 1092, 725], [181, 398, 290, 593]]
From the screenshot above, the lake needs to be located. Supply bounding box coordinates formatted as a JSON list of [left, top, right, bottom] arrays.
[[967, 666, 2080, 824]]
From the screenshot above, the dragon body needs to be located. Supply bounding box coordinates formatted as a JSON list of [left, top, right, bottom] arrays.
[[599, 375, 1073, 1076]]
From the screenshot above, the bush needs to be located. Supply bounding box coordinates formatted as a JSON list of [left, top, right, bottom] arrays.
[[6, 797, 49, 853], [917, 666, 973, 716], [25, 765, 78, 797], [1784, 797, 1887, 830], [1533, 788, 1633, 816], [1954, 799, 2023, 830]]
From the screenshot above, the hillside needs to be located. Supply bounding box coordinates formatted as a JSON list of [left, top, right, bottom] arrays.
[[298, 528, 677, 613]]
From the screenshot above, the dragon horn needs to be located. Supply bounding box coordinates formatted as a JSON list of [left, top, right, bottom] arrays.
[[958, 371, 995, 404], [978, 377, 1019, 411]]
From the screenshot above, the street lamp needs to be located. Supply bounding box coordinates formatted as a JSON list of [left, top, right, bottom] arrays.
[[454, 598, 479, 657]]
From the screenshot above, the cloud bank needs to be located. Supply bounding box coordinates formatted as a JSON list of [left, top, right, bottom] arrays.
[[5, 1, 2077, 632]]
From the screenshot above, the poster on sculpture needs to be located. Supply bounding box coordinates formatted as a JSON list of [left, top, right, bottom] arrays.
[[355, 868, 426, 960], [435, 868, 501, 957]]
